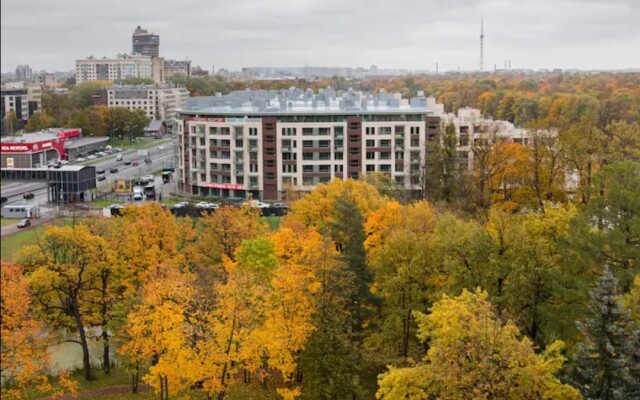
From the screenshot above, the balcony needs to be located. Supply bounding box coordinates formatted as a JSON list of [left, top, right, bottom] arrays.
[[249, 182, 259, 189], [334, 146, 344, 152], [192, 130, 205, 138], [281, 145, 292, 152], [249, 145, 259, 152], [394, 133, 404, 140], [234, 132, 244, 139]]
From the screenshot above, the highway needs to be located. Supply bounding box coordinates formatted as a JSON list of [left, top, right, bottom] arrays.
[[2, 144, 175, 209]]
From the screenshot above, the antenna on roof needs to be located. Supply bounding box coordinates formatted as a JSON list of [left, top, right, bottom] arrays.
[[479, 17, 485, 72]]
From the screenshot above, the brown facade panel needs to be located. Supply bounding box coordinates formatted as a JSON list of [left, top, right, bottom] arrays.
[[262, 117, 278, 200]]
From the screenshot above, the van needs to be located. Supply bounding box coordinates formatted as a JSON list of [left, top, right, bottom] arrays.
[[116, 154, 123, 161]]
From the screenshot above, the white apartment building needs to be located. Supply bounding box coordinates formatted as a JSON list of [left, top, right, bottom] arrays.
[[76, 54, 156, 84], [106, 84, 189, 120], [175, 88, 441, 200]]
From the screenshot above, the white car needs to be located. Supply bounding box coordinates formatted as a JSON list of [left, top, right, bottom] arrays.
[[76, 157, 86, 162], [157, 146, 164, 150], [208, 203, 219, 209], [195, 201, 210, 208], [256, 201, 270, 208], [133, 193, 144, 201], [87, 155, 97, 160], [109, 204, 123, 209], [173, 201, 189, 208], [141, 175, 154, 182]]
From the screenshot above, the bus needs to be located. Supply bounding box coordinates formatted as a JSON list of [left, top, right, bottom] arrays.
[[2, 204, 41, 219]]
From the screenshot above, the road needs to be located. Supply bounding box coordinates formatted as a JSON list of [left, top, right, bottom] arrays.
[[2, 145, 174, 211]]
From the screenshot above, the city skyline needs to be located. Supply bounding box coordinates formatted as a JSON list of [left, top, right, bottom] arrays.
[[1, 0, 639, 74]]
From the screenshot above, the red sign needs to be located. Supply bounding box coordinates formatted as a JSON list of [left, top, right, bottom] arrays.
[[205, 183, 244, 190], [189, 117, 225, 123]]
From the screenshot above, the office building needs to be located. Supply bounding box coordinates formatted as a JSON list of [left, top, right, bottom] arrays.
[[132, 26, 159, 58], [1, 84, 42, 133]]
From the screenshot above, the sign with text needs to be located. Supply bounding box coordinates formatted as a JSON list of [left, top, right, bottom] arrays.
[[205, 183, 244, 190], [7, 158, 14, 168], [188, 117, 225, 123]]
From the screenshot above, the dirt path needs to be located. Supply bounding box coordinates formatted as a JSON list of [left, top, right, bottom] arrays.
[[38, 383, 150, 400]]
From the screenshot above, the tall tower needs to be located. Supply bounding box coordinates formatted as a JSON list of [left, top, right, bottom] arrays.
[[479, 18, 484, 72], [132, 26, 160, 58]]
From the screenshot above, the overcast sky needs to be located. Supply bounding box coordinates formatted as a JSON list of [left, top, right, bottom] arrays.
[[2, 0, 639, 73]]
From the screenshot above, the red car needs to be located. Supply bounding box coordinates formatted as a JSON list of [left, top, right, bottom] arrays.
[[132, 160, 139, 166]]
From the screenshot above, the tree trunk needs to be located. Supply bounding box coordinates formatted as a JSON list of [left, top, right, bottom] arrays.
[[101, 271, 110, 373], [72, 298, 92, 381]]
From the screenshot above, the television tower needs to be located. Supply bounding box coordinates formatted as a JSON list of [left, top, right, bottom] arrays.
[[479, 18, 484, 72]]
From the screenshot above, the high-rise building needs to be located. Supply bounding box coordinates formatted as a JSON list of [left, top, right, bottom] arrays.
[[132, 26, 160, 58], [15, 65, 33, 81], [1, 83, 42, 133]]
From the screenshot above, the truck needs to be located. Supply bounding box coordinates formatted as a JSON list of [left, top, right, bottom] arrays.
[[137, 149, 149, 156]]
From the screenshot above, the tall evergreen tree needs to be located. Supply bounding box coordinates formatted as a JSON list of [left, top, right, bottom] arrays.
[[571, 266, 639, 399], [328, 193, 376, 331], [424, 120, 462, 202]]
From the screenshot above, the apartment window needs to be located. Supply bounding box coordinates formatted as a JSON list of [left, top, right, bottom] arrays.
[[303, 140, 314, 148], [282, 164, 297, 173], [235, 139, 243, 147], [319, 165, 330, 173], [395, 152, 404, 160], [349, 136, 361, 143], [395, 176, 404, 185], [410, 126, 421, 134], [427, 133, 437, 142], [302, 128, 314, 136], [319, 152, 330, 160], [394, 125, 405, 134], [366, 140, 375, 147], [303, 152, 313, 160], [334, 127, 344, 135], [366, 165, 375, 172], [379, 127, 392, 135], [379, 164, 391, 172], [334, 152, 343, 160], [249, 140, 258, 150], [236, 176, 244, 184], [334, 165, 344, 172], [459, 136, 469, 146], [283, 152, 297, 160], [318, 128, 330, 135], [235, 126, 243, 135], [266, 172, 276, 180], [395, 164, 404, 172], [427, 121, 439, 130], [366, 127, 375, 135], [303, 177, 314, 186], [380, 152, 391, 160], [209, 127, 218, 135], [303, 165, 314, 173], [366, 152, 375, 160], [460, 126, 469, 134], [249, 128, 258, 136], [411, 139, 420, 147], [250, 164, 259, 172], [319, 140, 330, 148], [379, 140, 391, 147]]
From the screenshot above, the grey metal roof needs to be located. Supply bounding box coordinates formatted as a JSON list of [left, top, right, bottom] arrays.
[[64, 137, 110, 149], [178, 88, 435, 116]]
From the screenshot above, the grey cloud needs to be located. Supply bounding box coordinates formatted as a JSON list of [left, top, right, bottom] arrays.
[[1, 0, 639, 73]]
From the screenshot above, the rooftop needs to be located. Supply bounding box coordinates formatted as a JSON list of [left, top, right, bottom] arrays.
[[0, 128, 66, 143], [179, 88, 440, 116], [64, 137, 110, 149]]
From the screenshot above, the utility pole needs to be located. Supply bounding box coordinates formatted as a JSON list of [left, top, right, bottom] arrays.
[[479, 17, 485, 72]]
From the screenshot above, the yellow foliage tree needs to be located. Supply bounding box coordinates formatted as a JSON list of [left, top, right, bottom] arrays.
[[376, 289, 580, 400]]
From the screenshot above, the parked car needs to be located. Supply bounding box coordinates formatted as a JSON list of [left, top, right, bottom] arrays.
[[17, 219, 31, 228], [256, 201, 270, 208], [173, 201, 189, 208], [1, 196, 8, 204], [109, 204, 123, 209], [133, 193, 144, 201], [131, 160, 139, 166], [97, 169, 105, 174], [195, 201, 210, 208], [98, 152, 108, 157], [97, 176, 106, 181], [87, 155, 97, 160], [273, 202, 289, 210], [157, 146, 164, 150], [76, 157, 86, 162], [208, 203, 219, 209], [59, 159, 69, 165], [141, 175, 154, 182], [124, 160, 131, 165], [109, 167, 118, 173], [116, 154, 124, 161], [23, 192, 35, 200]]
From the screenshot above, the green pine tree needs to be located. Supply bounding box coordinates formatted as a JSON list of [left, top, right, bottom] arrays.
[[571, 266, 639, 399]]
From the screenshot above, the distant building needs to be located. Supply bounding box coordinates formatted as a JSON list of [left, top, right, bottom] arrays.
[[75, 54, 158, 83], [132, 26, 160, 58], [106, 84, 189, 120], [191, 66, 209, 76], [1, 84, 42, 133], [36, 73, 59, 88], [15, 65, 33, 81], [164, 59, 191, 78]]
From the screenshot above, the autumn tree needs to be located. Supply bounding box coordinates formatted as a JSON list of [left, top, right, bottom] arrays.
[[1, 263, 55, 399], [18, 225, 111, 381], [3, 110, 18, 134], [570, 267, 639, 399], [24, 111, 58, 132], [376, 289, 580, 400]]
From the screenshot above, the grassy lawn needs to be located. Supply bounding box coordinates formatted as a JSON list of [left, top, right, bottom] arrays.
[[91, 199, 124, 208], [1, 218, 17, 227], [0, 224, 48, 262], [263, 216, 283, 231]]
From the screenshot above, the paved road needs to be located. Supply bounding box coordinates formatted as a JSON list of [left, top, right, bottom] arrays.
[[0, 213, 56, 238]]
